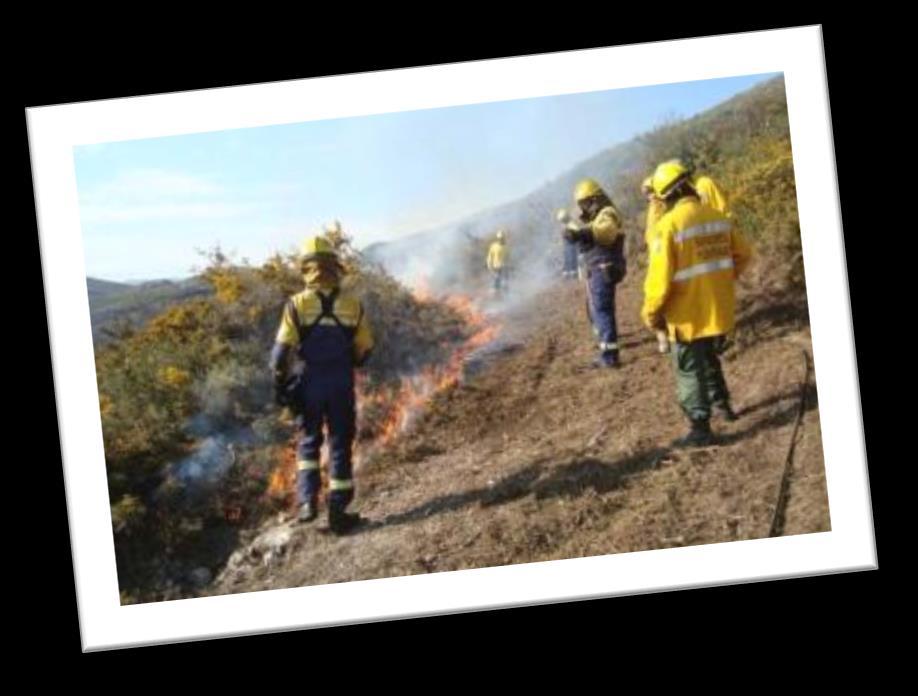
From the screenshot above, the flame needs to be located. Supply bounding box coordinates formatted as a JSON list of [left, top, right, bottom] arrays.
[[266, 446, 296, 502], [355, 288, 500, 455], [411, 275, 434, 303]]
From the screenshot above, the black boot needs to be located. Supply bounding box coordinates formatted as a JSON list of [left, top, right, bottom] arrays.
[[713, 402, 738, 422], [297, 499, 318, 523], [328, 506, 363, 535], [673, 419, 715, 448], [592, 349, 620, 369]]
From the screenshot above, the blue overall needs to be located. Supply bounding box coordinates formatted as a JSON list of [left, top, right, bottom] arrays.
[[492, 268, 507, 293], [562, 238, 579, 278], [287, 292, 357, 511], [580, 235, 626, 363]]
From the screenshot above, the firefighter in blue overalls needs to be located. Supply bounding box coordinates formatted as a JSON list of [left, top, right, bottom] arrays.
[[269, 236, 374, 533], [561, 178, 627, 368]]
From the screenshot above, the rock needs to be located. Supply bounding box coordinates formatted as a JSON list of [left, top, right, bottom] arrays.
[[190, 567, 212, 586], [259, 526, 293, 556]]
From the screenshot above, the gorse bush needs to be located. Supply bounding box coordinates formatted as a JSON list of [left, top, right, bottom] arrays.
[[97, 239, 470, 602]]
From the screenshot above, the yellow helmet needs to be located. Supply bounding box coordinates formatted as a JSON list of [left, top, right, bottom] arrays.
[[496, 229, 506, 241], [652, 159, 690, 198], [574, 178, 605, 204], [300, 235, 338, 262]]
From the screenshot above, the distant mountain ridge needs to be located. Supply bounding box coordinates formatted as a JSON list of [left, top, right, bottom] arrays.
[[87, 276, 212, 344]]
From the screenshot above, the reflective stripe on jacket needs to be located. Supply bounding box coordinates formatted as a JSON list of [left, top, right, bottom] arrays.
[[641, 197, 752, 342]]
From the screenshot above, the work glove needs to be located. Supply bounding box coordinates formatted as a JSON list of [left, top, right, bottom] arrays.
[[273, 381, 288, 408], [273, 375, 298, 408], [562, 222, 591, 244], [643, 310, 666, 332]]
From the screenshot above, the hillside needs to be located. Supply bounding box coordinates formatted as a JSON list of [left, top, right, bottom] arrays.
[[95, 72, 824, 603], [365, 74, 792, 291], [87, 276, 212, 343], [204, 272, 826, 595]]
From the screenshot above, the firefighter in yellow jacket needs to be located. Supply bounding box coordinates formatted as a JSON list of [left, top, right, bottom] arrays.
[[270, 236, 374, 532], [486, 229, 509, 296], [693, 173, 729, 215], [641, 160, 752, 446], [642, 176, 670, 354], [676, 154, 731, 215], [642, 176, 668, 245]]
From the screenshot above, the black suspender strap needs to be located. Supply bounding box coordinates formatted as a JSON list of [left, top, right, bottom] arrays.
[[288, 289, 352, 345]]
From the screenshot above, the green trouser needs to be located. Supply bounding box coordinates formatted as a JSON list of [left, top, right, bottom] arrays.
[[672, 336, 731, 422]]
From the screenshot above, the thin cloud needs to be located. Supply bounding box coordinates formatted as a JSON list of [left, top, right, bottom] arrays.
[[80, 201, 254, 224], [87, 168, 224, 202], [79, 168, 250, 224]]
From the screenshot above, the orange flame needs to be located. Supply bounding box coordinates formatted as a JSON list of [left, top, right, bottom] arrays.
[[355, 289, 500, 455], [411, 275, 434, 303]]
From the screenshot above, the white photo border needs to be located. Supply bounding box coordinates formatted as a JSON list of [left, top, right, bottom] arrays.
[[27, 24, 875, 652]]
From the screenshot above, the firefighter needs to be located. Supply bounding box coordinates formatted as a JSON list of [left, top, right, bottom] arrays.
[[694, 172, 729, 215], [675, 155, 731, 215], [269, 236, 374, 533], [642, 176, 670, 354], [642, 176, 668, 243], [486, 229, 510, 296], [562, 178, 627, 368], [641, 160, 752, 447]]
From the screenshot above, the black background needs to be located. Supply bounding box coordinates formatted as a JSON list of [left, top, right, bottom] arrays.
[[19, 16, 883, 670]]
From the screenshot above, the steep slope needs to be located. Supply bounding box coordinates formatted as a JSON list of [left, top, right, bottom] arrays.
[[205, 269, 827, 595]]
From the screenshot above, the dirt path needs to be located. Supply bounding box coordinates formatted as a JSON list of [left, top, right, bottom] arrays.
[[206, 273, 829, 595]]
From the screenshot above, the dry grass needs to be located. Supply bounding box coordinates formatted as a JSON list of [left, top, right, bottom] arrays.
[[205, 271, 829, 596]]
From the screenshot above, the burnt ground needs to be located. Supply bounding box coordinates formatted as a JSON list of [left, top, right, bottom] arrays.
[[204, 272, 830, 596]]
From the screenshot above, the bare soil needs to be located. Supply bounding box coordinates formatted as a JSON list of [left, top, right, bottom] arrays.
[[205, 272, 829, 596]]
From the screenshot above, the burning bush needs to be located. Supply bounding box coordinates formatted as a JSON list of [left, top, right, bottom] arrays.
[[96, 235, 486, 603]]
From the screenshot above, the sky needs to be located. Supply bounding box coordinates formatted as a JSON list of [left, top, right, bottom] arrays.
[[74, 72, 778, 282]]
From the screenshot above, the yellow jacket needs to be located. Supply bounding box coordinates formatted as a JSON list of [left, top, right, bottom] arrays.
[[275, 286, 374, 364], [487, 241, 508, 270], [693, 175, 730, 216], [644, 198, 667, 245], [641, 197, 752, 342]]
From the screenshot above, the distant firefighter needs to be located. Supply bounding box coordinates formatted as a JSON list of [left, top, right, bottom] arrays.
[[486, 229, 510, 297], [641, 159, 752, 447], [561, 179, 627, 368], [269, 236, 374, 533]]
